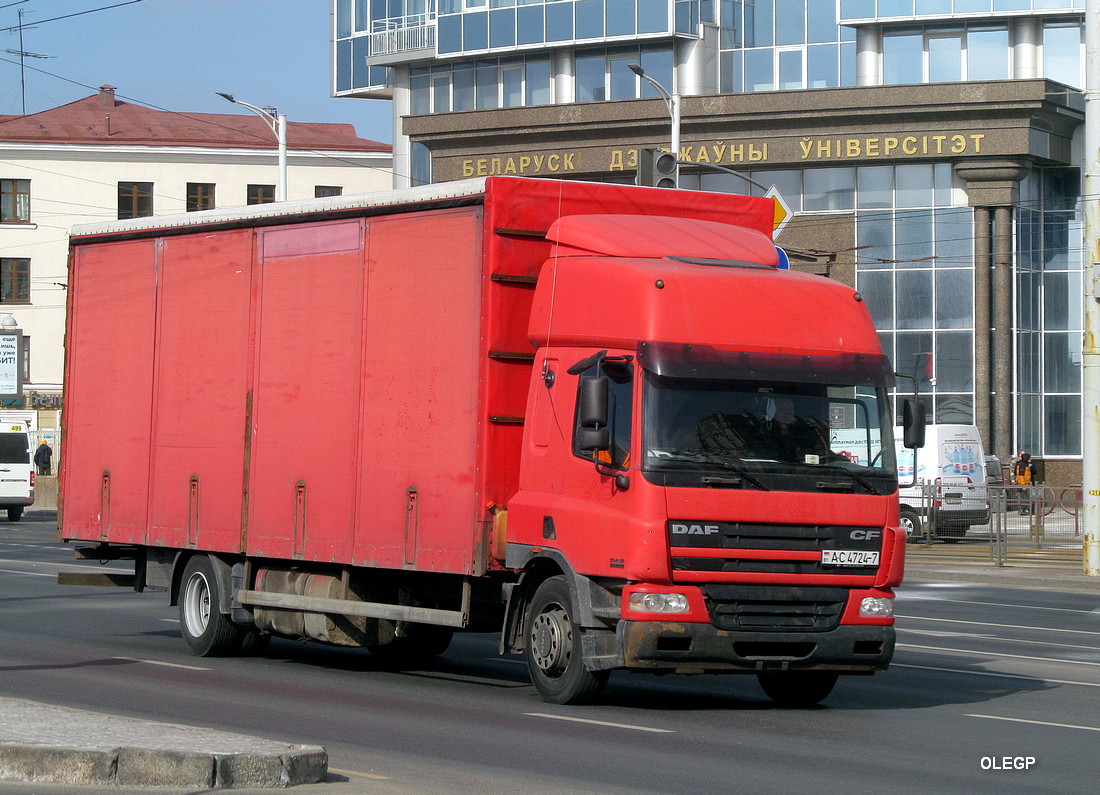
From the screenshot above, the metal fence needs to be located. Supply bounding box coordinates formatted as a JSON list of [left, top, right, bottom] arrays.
[[904, 483, 1084, 567]]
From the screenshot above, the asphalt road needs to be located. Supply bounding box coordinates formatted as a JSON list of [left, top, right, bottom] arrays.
[[2, 512, 1098, 793]]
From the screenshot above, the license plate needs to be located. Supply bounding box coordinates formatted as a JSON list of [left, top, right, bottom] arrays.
[[821, 550, 879, 566]]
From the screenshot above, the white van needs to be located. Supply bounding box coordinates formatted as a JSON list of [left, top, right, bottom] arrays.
[[895, 424, 990, 541], [0, 421, 35, 521]]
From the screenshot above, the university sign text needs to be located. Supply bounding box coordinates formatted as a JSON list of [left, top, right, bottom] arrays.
[[453, 129, 991, 178]]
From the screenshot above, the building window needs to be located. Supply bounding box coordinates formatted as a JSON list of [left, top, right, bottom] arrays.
[[315, 186, 343, 197], [412, 55, 553, 113], [576, 45, 674, 103], [1043, 21, 1082, 88], [247, 185, 275, 205], [0, 258, 30, 304], [118, 182, 153, 219], [0, 179, 30, 223], [186, 183, 215, 212], [882, 23, 1010, 86]]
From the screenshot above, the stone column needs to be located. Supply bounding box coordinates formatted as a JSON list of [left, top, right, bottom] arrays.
[[993, 205, 1015, 464], [972, 207, 992, 443], [954, 159, 1029, 462]]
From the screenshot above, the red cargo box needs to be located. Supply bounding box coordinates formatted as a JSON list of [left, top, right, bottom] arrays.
[[61, 177, 774, 576]]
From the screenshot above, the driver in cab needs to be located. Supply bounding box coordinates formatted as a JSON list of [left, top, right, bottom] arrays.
[[757, 396, 832, 463]]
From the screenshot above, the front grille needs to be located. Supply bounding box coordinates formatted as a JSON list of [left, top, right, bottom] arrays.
[[702, 584, 847, 632], [668, 521, 881, 576]]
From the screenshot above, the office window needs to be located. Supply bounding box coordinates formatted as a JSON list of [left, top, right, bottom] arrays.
[[1044, 22, 1082, 88], [882, 31, 922, 85], [966, 26, 1009, 81], [0, 258, 30, 304], [315, 186, 343, 198], [118, 181, 153, 219], [187, 183, 215, 212], [0, 179, 30, 223], [247, 185, 275, 205]]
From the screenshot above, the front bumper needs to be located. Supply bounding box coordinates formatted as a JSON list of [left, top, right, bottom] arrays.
[[620, 620, 895, 674]]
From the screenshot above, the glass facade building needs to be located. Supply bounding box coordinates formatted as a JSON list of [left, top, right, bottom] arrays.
[[333, 0, 1087, 469]]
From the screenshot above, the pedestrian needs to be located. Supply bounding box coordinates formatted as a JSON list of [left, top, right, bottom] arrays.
[[33, 440, 52, 476], [1012, 450, 1032, 514]]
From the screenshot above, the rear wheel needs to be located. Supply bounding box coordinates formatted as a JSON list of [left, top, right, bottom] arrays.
[[525, 576, 609, 705], [757, 672, 838, 707], [179, 556, 243, 656], [6, 506, 22, 522]]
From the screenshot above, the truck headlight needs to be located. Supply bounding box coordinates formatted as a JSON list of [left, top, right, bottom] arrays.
[[628, 592, 690, 613], [859, 597, 893, 618]]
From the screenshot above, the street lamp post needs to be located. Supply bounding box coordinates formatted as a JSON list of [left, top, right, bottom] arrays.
[[628, 64, 680, 165], [215, 92, 288, 201], [1081, 0, 1099, 576]]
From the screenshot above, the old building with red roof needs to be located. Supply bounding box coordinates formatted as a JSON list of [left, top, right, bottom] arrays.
[[0, 86, 392, 457]]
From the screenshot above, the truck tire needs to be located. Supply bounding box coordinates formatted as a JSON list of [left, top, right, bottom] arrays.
[[368, 625, 453, 667], [899, 508, 921, 541], [179, 556, 243, 657], [757, 672, 838, 707], [6, 507, 22, 522], [525, 576, 609, 705]]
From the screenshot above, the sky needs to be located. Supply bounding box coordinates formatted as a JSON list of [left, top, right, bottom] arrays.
[[0, 0, 393, 143]]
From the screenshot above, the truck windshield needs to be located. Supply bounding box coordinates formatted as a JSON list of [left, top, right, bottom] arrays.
[[641, 374, 896, 495]]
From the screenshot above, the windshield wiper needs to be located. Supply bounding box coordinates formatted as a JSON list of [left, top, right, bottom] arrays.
[[649, 450, 769, 490], [819, 463, 880, 494]]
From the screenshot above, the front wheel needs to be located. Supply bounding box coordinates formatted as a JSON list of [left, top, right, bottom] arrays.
[[525, 576, 609, 705], [179, 556, 244, 656], [757, 672, 838, 707]]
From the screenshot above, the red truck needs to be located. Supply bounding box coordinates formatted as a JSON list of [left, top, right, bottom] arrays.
[[60, 177, 921, 705]]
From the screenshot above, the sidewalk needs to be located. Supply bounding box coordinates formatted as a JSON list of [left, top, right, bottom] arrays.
[[904, 552, 1099, 594], [0, 698, 327, 789], [1, 556, 1093, 790]]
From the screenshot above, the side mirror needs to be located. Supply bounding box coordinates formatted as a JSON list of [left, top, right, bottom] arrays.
[[577, 427, 610, 452], [577, 376, 611, 452], [578, 376, 608, 427], [902, 398, 927, 449]]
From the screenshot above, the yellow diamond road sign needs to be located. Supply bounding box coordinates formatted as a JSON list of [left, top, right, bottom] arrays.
[[765, 186, 792, 237]]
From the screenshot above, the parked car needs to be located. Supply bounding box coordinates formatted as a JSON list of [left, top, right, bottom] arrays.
[[985, 455, 1004, 486]]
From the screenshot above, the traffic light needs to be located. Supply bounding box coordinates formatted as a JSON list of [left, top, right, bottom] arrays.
[[636, 148, 678, 188]]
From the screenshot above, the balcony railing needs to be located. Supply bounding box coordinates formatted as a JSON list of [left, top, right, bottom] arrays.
[[369, 14, 436, 57]]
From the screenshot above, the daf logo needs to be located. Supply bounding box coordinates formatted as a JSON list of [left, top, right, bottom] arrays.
[[671, 524, 720, 535], [850, 530, 881, 541]]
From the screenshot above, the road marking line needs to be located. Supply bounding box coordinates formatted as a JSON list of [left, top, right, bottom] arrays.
[[899, 643, 1100, 667], [328, 768, 391, 780], [898, 615, 1100, 637], [525, 713, 673, 733], [0, 567, 54, 577], [900, 597, 1096, 615], [901, 628, 1100, 652], [112, 656, 210, 671], [966, 714, 1100, 733], [893, 662, 1100, 688]]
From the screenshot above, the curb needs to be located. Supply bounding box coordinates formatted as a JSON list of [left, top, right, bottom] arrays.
[[0, 744, 328, 789], [0, 699, 327, 789], [903, 561, 1098, 594]]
